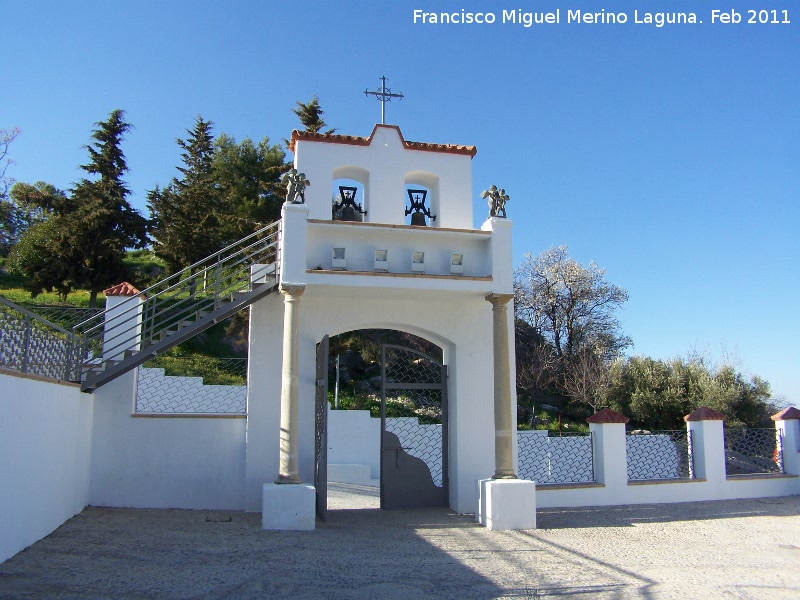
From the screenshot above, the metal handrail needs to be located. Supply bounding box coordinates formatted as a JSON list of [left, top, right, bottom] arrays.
[[71, 220, 281, 386], [0, 296, 73, 335], [0, 296, 82, 381]]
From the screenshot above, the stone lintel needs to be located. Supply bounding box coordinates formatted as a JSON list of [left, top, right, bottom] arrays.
[[771, 406, 800, 421], [586, 407, 629, 424], [684, 407, 726, 422]]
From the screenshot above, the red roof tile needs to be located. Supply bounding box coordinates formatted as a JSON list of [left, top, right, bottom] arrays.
[[586, 408, 630, 424], [684, 407, 726, 422], [771, 407, 800, 421], [103, 282, 141, 297], [289, 124, 477, 157]]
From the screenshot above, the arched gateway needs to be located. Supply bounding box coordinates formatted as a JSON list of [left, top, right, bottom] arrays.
[[250, 125, 535, 529]]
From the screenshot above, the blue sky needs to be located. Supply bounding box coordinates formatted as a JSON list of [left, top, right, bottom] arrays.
[[3, 1, 798, 403]]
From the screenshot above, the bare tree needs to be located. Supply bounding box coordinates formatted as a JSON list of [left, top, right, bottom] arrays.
[[562, 347, 609, 413], [1, 127, 20, 199], [515, 320, 559, 404], [515, 245, 631, 363]]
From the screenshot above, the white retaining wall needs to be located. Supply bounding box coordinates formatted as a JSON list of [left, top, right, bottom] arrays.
[[0, 372, 93, 564], [90, 371, 246, 510]]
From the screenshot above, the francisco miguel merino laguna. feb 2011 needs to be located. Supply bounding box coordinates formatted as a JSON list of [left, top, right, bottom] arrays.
[[412, 8, 707, 28]]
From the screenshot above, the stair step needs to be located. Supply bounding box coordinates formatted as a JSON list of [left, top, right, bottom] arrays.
[[159, 328, 178, 341]]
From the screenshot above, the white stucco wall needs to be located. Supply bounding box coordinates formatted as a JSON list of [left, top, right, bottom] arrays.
[[90, 371, 246, 510], [327, 408, 381, 479], [0, 373, 93, 564]]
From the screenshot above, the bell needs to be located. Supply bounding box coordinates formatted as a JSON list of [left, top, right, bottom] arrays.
[[410, 212, 427, 226], [341, 205, 357, 221]]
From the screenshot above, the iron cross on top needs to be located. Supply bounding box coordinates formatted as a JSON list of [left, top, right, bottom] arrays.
[[364, 76, 404, 124]]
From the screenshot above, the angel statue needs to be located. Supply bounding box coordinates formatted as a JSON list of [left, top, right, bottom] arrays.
[[481, 185, 510, 218], [282, 168, 310, 204]]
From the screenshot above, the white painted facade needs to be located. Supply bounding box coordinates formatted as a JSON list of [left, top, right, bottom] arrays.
[[248, 125, 518, 515]]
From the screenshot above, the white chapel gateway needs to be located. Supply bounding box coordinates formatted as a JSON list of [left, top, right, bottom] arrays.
[[248, 124, 536, 530]]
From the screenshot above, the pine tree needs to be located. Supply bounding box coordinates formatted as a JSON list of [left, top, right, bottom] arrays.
[[292, 96, 335, 134], [213, 133, 287, 243], [70, 109, 148, 307], [149, 116, 221, 274]]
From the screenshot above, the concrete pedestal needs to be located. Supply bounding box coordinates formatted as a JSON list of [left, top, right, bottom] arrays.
[[261, 483, 316, 531], [477, 479, 537, 530]]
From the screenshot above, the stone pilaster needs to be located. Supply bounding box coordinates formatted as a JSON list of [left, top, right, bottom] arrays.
[[485, 292, 516, 479], [275, 284, 305, 484]]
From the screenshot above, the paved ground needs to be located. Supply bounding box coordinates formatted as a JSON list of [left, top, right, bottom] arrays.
[[1, 489, 799, 599]]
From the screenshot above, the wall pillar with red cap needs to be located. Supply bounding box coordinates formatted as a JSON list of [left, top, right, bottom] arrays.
[[587, 408, 630, 497], [102, 282, 145, 362], [684, 407, 727, 484], [772, 407, 800, 475]]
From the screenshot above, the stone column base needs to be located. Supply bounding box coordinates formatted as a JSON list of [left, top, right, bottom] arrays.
[[262, 483, 316, 531], [477, 479, 537, 530]]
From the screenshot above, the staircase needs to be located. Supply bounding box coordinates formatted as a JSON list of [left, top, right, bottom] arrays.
[[73, 220, 282, 392]]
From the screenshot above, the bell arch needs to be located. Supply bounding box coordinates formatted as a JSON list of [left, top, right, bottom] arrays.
[[405, 170, 440, 227], [332, 165, 370, 221]]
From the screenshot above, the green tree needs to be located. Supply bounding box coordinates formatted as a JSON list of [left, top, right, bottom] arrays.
[[8, 112, 147, 307], [70, 109, 148, 306], [7, 218, 76, 300], [2, 181, 48, 257], [292, 96, 335, 134], [149, 116, 221, 274], [212, 133, 287, 243], [8, 181, 94, 302], [600, 354, 777, 430]]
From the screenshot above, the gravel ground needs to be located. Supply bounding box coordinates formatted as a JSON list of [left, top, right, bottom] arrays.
[[1, 491, 798, 599]]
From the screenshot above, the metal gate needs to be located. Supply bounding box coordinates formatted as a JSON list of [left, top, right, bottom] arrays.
[[380, 344, 448, 509], [314, 335, 329, 521]]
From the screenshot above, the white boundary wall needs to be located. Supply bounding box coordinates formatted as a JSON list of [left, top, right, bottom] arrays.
[[90, 371, 246, 510], [0, 372, 93, 564], [535, 419, 800, 508]]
